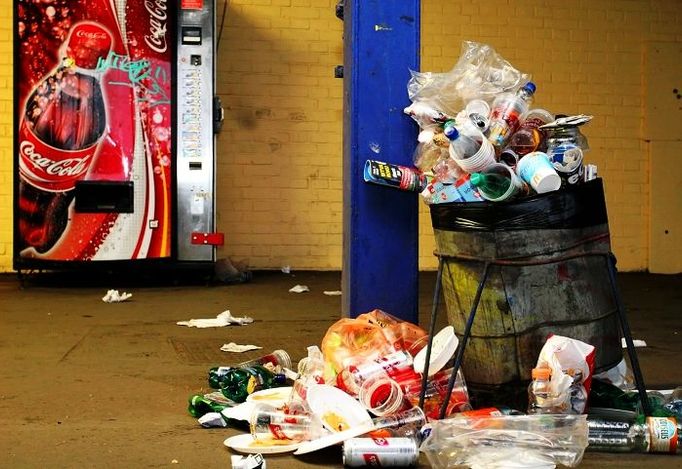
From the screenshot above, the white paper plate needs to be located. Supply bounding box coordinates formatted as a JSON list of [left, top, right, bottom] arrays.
[[413, 325, 458, 376], [293, 422, 375, 455], [246, 386, 293, 408], [305, 384, 373, 433], [220, 401, 257, 422], [224, 433, 301, 454]]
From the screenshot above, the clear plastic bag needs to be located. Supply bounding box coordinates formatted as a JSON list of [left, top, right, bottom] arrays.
[[421, 414, 588, 468], [406, 41, 530, 118]]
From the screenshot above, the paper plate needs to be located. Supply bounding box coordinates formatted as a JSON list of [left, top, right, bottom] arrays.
[[221, 401, 257, 422], [293, 422, 375, 455], [413, 326, 458, 376], [305, 384, 373, 433], [246, 386, 293, 408], [224, 433, 301, 454]]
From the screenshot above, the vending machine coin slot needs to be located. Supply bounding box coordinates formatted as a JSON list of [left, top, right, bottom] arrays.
[[181, 26, 202, 45]]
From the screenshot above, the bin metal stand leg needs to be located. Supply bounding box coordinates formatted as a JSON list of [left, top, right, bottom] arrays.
[[419, 257, 444, 410], [439, 262, 491, 419], [606, 253, 652, 416]]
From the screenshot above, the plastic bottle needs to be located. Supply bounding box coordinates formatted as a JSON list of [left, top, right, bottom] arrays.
[[470, 172, 511, 201], [187, 393, 230, 418], [470, 164, 528, 202], [487, 82, 537, 150], [218, 365, 288, 403], [506, 108, 554, 156], [208, 349, 291, 389], [664, 387, 682, 419], [528, 367, 555, 414], [588, 417, 682, 453], [444, 123, 483, 160]]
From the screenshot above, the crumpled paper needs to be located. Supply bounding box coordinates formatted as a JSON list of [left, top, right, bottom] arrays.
[[220, 342, 262, 353], [102, 289, 132, 303], [289, 285, 309, 293], [231, 454, 266, 469], [176, 310, 253, 328], [621, 338, 647, 348]]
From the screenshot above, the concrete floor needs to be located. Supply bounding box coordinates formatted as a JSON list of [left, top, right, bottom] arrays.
[[0, 270, 681, 468]]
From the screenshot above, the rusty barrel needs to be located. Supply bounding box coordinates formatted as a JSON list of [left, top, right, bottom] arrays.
[[429, 178, 621, 405]]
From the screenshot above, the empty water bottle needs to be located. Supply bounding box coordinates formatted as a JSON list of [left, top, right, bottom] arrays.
[[444, 123, 483, 160], [488, 82, 537, 150]]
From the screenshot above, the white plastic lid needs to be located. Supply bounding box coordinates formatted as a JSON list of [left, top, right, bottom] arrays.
[[413, 326, 459, 376]]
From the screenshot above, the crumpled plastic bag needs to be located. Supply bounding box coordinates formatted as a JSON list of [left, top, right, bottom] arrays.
[[421, 414, 588, 469], [320, 309, 427, 380], [536, 335, 596, 406], [406, 41, 530, 121]]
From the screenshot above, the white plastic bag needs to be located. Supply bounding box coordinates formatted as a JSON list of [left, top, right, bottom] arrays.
[[421, 414, 588, 469], [406, 41, 530, 118]]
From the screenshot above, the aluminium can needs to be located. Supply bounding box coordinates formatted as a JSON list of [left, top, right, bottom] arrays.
[[342, 437, 418, 467]]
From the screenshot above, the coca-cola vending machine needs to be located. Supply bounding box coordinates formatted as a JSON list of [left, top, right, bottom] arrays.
[[13, 0, 223, 271]]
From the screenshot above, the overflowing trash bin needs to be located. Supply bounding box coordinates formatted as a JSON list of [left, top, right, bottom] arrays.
[[184, 41, 682, 468]]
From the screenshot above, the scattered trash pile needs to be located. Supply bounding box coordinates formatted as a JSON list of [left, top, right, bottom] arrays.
[[186, 308, 682, 468], [364, 41, 597, 203]]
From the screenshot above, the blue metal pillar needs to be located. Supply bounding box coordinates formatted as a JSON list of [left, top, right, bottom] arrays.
[[342, 0, 420, 322]]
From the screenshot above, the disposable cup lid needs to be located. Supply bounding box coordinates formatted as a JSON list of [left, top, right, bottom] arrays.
[[413, 326, 459, 376]]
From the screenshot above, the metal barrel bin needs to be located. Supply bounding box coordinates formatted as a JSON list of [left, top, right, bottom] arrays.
[[429, 178, 622, 405]]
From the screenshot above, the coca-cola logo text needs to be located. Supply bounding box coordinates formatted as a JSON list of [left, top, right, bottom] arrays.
[[76, 30, 109, 41], [20, 141, 90, 178], [144, 0, 168, 53]]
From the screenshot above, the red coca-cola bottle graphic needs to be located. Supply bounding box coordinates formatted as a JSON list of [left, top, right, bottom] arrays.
[[18, 22, 112, 254]]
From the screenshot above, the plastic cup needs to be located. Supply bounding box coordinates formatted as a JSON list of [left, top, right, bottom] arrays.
[[473, 163, 528, 202], [369, 406, 427, 438], [450, 135, 496, 174], [358, 374, 405, 416], [402, 368, 471, 420], [250, 403, 324, 441], [516, 151, 562, 194]]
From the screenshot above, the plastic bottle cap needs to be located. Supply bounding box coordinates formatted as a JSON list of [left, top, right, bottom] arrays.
[[470, 173, 482, 187], [524, 82, 537, 94], [532, 367, 551, 380], [444, 126, 459, 140]]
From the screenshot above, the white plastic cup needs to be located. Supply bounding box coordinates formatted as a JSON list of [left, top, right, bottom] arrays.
[[516, 152, 562, 194], [449, 136, 496, 174], [250, 403, 323, 441]]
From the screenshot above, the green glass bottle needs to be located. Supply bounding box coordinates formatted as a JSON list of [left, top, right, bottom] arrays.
[[219, 365, 287, 403], [187, 392, 231, 418], [208, 350, 292, 389]]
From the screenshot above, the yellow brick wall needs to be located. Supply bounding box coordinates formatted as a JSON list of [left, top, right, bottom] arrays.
[[216, 0, 344, 270], [1, 1, 680, 272]]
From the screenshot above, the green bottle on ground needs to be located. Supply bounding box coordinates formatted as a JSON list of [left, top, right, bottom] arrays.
[[219, 365, 287, 403]]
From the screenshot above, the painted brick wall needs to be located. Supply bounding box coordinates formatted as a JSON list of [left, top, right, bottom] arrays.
[[0, 1, 680, 272], [216, 0, 345, 270], [0, 0, 11, 272]]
